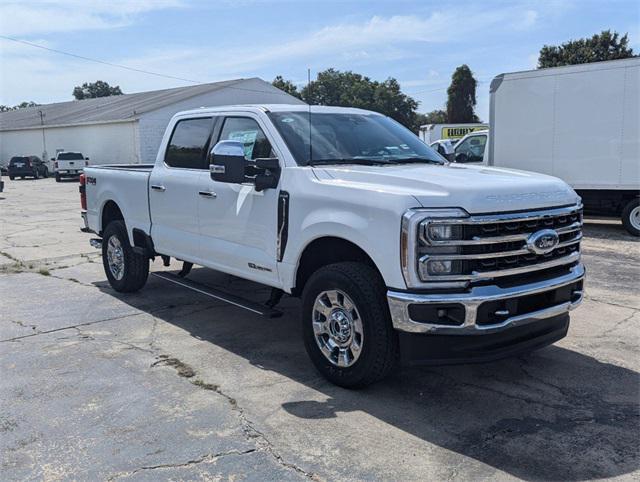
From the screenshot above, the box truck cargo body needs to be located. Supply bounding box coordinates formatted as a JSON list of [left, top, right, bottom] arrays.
[[487, 58, 640, 235], [419, 123, 488, 144]]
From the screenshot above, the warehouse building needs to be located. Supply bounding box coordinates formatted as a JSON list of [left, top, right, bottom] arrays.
[[0, 78, 303, 167]]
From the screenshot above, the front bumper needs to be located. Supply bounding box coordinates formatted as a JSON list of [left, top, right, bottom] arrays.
[[388, 263, 585, 335]]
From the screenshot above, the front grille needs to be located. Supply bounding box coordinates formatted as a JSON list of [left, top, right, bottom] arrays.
[[419, 204, 583, 282]]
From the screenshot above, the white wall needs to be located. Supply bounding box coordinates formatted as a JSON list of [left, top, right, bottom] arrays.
[[0, 121, 137, 168], [137, 78, 304, 163]]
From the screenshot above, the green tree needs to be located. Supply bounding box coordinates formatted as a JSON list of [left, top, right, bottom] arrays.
[[446, 65, 478, 123], [73, 80, 123, 100], [538, 30, 635, 68], [0, 101, 40, 112], [292, 68, 420, 131], [272, 76, 302, 99], [416, 109, 448, 126]]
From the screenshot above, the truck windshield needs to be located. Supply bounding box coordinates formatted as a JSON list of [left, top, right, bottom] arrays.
[[58, 153, 84, 160], [267, 111, 445, 166]]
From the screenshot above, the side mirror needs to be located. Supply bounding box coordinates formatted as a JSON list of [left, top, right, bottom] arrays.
[[454, 152, 468, 163], [85, 157, 90, 161], [209, 141, 281, 191], [209, 140, 248, 184]]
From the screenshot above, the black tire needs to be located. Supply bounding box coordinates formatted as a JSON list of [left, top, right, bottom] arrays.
[[55, 173, 61, 182], [43, 168, 49, 178], [102, 220, 149, 292], [33, 169, 39, 180], [301, 262, 398, 388], [9, 175, 14, 180], [621, 199, 640, 236]]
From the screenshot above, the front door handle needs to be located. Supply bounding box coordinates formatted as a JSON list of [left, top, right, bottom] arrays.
[[151, 185, 166, 192], [198, 190, 217, 198]]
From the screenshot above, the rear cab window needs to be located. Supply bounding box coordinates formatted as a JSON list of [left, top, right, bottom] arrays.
[[165, 117, 215, 169], [58, 153, 84, 160]]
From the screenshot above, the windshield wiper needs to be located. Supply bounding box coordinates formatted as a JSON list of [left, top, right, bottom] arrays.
[[307, 158, 386, 166], [384, 157, 446, 165]]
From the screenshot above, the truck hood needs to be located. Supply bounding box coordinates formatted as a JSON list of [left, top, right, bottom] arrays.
[[314, 163, 580, 213]]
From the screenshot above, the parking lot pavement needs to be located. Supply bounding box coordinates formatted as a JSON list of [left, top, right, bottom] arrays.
[[1, 178, 639, 481]]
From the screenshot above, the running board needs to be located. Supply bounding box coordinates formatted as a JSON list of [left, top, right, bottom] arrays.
[[151, 271, 283, 318]]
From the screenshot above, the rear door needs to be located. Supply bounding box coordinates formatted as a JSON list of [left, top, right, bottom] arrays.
[[198, 114, 281, 285], [149, 116, 216, 262]]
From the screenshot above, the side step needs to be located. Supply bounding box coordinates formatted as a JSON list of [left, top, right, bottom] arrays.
[[151, 271, 283, 318]]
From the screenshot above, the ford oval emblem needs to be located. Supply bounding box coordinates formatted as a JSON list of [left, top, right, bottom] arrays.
[[527, 229, 560, 255]]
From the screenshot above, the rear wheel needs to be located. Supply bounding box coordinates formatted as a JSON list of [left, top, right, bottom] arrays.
[[302, 262, 398, 388], [102, 220, 149, 292], [43, 168, 49, 178], [55, 173, 61, 182], [9, 175, 14, 180], [33, 169, 39, 180], [622, 199, 640, 236]]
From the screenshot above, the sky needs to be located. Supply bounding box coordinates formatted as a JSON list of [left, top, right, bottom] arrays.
[[0, 0, 638, 121]]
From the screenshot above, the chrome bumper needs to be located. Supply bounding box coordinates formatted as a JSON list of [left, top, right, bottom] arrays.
[[388, 264, 585, 335]]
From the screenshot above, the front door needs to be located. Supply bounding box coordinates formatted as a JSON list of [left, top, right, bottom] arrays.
[[149, 116, 215, 262], [198, 115, 281, 286]]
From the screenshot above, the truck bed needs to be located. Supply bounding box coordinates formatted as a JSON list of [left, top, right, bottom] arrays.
[[84, 165, 153, 241]]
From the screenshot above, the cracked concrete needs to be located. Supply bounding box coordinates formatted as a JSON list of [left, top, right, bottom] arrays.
[[1, 177, 639, 480]]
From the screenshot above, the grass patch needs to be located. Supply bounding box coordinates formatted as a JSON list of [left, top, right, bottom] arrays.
[[38, 268, 51, 276]]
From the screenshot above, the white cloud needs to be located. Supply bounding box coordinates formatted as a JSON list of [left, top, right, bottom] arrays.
[[0, 4, 547, 105], [0, 0, 184, 36]]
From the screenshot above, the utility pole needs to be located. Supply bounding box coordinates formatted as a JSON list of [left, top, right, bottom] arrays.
[[38, 110, 48, 164]]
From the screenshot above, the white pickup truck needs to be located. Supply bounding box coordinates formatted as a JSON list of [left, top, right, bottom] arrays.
[[81, 104, 585, 388]]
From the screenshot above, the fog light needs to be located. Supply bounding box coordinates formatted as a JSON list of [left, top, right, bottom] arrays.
[[428, 260, 453, 274], [419, 258, 463, 278]]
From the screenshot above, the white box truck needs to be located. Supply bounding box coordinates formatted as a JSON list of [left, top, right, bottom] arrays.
[[487, 58, 640, 235], [419, 123, 488, 144]]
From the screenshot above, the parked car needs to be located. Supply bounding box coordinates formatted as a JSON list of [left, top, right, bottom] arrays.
[[52, 152, 89, 182], [429, 139, 457, 160], [452, 130, 488, 164], [488, 58, 640, 236], [81, 104, 584, 388], [7, 156, 49, 180], [0, 170, 4, 192]]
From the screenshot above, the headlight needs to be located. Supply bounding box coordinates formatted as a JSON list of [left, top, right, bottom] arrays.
[[401, 208, 469, 288], [422, 223, 463, 242]]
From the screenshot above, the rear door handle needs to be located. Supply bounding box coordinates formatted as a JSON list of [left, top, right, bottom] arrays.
[[151, 185, 166, 192], [198, 190, 217, 198]]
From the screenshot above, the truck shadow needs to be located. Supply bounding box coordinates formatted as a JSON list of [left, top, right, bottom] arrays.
[[582, 217, 637, 241], [95, 268, 639, 481]]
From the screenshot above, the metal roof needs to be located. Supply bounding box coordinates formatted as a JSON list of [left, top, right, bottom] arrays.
[[0, 78, 283, 131]]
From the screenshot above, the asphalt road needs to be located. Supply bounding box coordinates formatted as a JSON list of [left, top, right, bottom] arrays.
[[1, 177, 638, 481]]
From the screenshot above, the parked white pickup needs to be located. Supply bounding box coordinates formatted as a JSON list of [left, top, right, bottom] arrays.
[[81, 104, 585, 387]]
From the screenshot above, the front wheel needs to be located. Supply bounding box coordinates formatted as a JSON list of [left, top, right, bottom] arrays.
[[302, 262, 398, 388], [622, 199, 640, 236], [102, 220, 149, 292]]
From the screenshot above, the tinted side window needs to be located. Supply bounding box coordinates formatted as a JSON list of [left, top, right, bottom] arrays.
[[218, 117, 273, 160], [165, 117, 214, 169]]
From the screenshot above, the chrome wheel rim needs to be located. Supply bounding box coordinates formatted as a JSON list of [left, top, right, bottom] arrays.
[[630, 206, 640, 231], [312, 290, 364, 367], [106, 235, 125, 281]]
